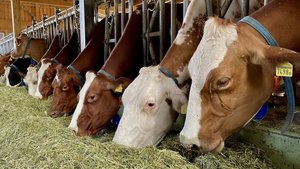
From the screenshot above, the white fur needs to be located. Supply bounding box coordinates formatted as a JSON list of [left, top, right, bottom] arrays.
[[68, 71, 96, 132], [34, 60, 51, 99], [24, 66, 38, 97], [113, 66, 187, 147], [4, 66, 12, 87], [0, 75, 5, 84], [180, 18, 238, 147]]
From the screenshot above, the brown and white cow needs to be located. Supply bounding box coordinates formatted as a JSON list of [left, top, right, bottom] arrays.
[[113, 0, 263, 148], [68, 10, 143, 136], [34, 32, 79, 99], [0, 54, 13, 75], [48, 20, 106, 117], [180, 0, 300, 153], [11, 33, 47, 62], [24, 34, 62, 97]]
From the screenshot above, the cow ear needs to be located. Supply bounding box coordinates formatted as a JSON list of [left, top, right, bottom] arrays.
[[111, 77, 132, 94], [249, 44, 300, 68], [166, 85, 188, 113]]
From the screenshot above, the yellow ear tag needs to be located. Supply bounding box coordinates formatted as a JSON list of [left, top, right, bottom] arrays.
[[180, 103, 188, 114], [114, 84, 123, 93], [276, 62, 293, 77]]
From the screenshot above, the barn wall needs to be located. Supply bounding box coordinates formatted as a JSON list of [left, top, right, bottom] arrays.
[[0, 0, 73, 35]]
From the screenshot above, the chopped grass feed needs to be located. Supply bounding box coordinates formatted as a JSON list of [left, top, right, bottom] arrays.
[[0, 85, 275, 168]]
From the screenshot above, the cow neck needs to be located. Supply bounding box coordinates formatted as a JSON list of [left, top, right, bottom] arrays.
[[28, 38, 46, 62], [99, 11, 143, 80], [239, 0, 300, 51], [42, 35, 60, 59], [54, 33, 79, 66]]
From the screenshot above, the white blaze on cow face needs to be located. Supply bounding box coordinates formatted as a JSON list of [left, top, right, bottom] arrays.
[[113, 66, 187, 147], [24, 66, 38, 97], [180, 18, 238, 151], [4, 66, 11, 87], [35, 59, 51, 99], [68, 71, 96, 132]]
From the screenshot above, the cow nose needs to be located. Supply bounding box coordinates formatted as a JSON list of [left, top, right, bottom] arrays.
[[179, 133, 200, 149], [48, 110, 61, 117]]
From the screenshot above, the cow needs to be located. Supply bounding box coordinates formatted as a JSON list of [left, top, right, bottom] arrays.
[[0, 54, 13, 75], [34, 32, 79, 99], [5, 57, 34, 86], [68, 10, 144, 136], [10, 33, 47, 62], [24, 34, 62, 97], [179, 0, 300, 153], [113, 0, 264, 148], [48, 20, 106, 117]]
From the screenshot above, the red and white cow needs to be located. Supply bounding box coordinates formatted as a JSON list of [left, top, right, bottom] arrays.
[[68, 10, 144, 136], [24, 34, 61, 97], [180, 0, 300, 153], [48, 20, 106, 117], [34, 32, 79, 99], [11, 33, 47, 62], [113, 0, 263, 147]]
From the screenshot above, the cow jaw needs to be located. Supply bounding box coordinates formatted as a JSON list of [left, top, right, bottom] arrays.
[[113, 66, 185, 147], [69, 71, 96, 132], [180, 18, 238, 152], [35, 59, 51, 99], [24, 66, 38, 97]]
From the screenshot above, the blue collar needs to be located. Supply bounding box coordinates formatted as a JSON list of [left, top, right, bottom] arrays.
[[67, 65, 85, 85], [239, 16, 278, 46], [240, 16, 280, 121], [98, 69, 116, 81], [159, 66, 179, 86]]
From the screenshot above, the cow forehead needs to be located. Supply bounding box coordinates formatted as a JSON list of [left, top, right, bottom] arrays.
[[188, 18, 238, 85], [122, 66, 169, 104]]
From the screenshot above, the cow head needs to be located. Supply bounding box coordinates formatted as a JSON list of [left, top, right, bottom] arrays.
[[113, 66, 187, 147], [35, 59, 59, 99], [68, 71, 131, 136], [23, 66, 38, 96], [11, 34, 29, 58], [49, 65, 81, 117], [180, 17, 300, 153], [0, 55, 12, 75], [5, 58, 32, 86]]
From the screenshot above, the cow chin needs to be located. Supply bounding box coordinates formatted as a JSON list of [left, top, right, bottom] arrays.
[[198, 138, 225, 153]]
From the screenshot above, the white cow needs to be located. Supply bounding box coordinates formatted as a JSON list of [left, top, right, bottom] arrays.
[[23, 66, 38, 97]]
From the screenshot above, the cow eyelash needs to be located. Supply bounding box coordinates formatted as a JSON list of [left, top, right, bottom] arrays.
[[209, 82, 231, 112]]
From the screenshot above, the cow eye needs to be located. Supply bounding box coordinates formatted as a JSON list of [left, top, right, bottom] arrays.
[[46, 76, 52, 81], [216, 77, 231, 89], [62, 85, 69, 91], [144, 100, 156, 112], [87, 94, 97, 103]]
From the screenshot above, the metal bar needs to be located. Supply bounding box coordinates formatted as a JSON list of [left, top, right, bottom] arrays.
[[70, 15, 74, 35], [183, 0, 189, 17], [171, 0, 176, 42], [63, 17, 67, 44], [142, 0, 148, 66], [104, 1, 110, 61], [264, 0, 269, 5], [159, 0, 165, 61], [114, 0, 120, 44], [220, 0, 233, 18], [241, 0, 249, 17], [121, 0, 126, 34], [205, 0, 213, 16], [128, 0, 133, 17]]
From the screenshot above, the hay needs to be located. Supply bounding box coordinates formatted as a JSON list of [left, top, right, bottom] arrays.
[[0, 84, 275, 168]]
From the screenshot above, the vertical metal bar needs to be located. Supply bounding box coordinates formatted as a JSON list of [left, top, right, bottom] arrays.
[[32, 19, 36, 38], [142, 0, 148, 66], [220, 0, 233, 18], [159, 0, 165, 61], [104, 1, 110, 61], [264, 0, 269, 5], [114, 0, 120, 44], [79, 0, 96, 51], [183, 0, 189, 17], [171, 0, 176, 42], [121, 0, 125, 34], [205, 0, 213, 16], [63, 17, 67, 44], [241, 0, 249, 17], [128, 0, 133, 17], [70, 15, 74, 35]]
